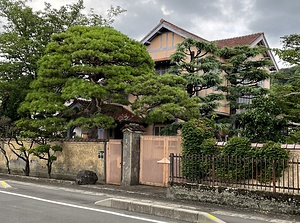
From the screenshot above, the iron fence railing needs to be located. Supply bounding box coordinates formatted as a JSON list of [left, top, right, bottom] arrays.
[[169, 153, 300, 193]]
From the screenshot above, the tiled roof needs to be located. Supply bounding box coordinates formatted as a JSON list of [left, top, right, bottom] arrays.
[[213, 33, 264, 48], [159, 19, 208, 42], [141, 19, 208, 43], [70, 100, 142, 123], [101, 104, 142, 123], [142, 19, 278, 71], [142, 19, 264, 49]]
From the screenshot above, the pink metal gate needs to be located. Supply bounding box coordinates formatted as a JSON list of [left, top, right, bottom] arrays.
[[106, 139, 122, 185], [139, 136, 182, 187]]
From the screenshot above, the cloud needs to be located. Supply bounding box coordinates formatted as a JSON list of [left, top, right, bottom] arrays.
[[15, 0, 300, 68], [161, 6, 173, 15]]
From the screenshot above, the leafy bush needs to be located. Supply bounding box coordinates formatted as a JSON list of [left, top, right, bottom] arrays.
[[252, 141, 289, 182], [219, 137, 252, 181], [181, 118, 217, 179], [181, 118, 215, 155], [286, 129, 300, 144], [216, 138, 289, 183], [221, 136, 252, 157]]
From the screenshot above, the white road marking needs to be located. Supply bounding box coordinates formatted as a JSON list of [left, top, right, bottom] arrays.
[[0, 190, 170, 223]]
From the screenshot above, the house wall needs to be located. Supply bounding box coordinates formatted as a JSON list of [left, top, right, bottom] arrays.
[[0, 140, 106, 182], [146, 31, 183, 61]]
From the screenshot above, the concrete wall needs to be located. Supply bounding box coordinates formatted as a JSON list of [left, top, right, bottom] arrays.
[[167, 183, 300, 215], [0, 139, 106, 182]]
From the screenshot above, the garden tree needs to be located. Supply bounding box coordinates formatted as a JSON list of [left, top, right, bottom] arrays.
[[16, 106, 65, 177], [218, 45, 272, 134], [274, 34, 300, 66], [0, 116, 13, 174], [0, 0, 125, 121], [0, 116, 37, 176], [240, 95, 287, 143], [271, 65, 300, 85], [0, 1, 124, 174], [128, 73, 200, 124], [0, 117, 35, 176], [273, 34, 300, 124], [18, 26, 200, 137], [169, 38, 224, 117], [270, 66, 300, 124], [272, 34, 300, 142], [28, 143, 62, 178], [6, 137, 34, 176]]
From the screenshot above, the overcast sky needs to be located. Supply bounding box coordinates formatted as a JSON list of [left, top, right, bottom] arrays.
[[28, 0, 300, 67]]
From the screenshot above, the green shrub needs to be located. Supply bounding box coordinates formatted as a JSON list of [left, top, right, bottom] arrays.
[[181, 118, 217, 179], [181, 118, 215, 155], [221, 136, 252, 157], [217, 138, 289, 183], [252, 141, 289, 182], [219, 137, 252, 181]]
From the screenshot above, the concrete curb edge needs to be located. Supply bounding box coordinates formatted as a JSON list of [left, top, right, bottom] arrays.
[[95, 198, 226, 223]]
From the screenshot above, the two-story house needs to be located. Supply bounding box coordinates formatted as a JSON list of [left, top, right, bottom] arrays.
[[141, 19, 279, 135]]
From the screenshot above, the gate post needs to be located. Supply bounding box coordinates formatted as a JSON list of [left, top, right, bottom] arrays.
[[121, 123, 145, 186]]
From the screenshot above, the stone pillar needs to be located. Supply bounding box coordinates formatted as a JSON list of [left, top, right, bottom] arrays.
[[121, 123, 145, 186]]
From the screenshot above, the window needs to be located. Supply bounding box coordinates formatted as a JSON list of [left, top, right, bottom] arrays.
[[238, 95, 254, 105], [154, 125, 165, 135], [155, 60, 170, 75]]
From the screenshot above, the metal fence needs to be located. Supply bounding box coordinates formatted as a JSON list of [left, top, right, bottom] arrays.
[[169, 153, 300, 193]]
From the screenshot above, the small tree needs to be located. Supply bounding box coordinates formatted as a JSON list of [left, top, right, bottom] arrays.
[[29, 144, 62, 178], [0, 116, 13, 174], [0, 115, 34, 176], [6, 137, 33, 176]]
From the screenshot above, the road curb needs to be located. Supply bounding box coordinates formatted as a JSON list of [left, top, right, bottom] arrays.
[[95, 198, 226, 223], [0, 181, 12, 188]]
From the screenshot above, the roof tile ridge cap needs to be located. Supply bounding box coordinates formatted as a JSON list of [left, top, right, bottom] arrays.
[[214, 32, 264, 42]]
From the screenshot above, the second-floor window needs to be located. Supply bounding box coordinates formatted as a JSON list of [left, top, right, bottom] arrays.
[[155, 60, 170, 75]]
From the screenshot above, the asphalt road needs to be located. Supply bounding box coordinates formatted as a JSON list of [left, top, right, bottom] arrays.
[[0, 180, 184, 223], [0, 178, 299, 223]]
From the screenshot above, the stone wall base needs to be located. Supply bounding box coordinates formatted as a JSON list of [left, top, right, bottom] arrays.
[[167, 183, 300, 215]]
